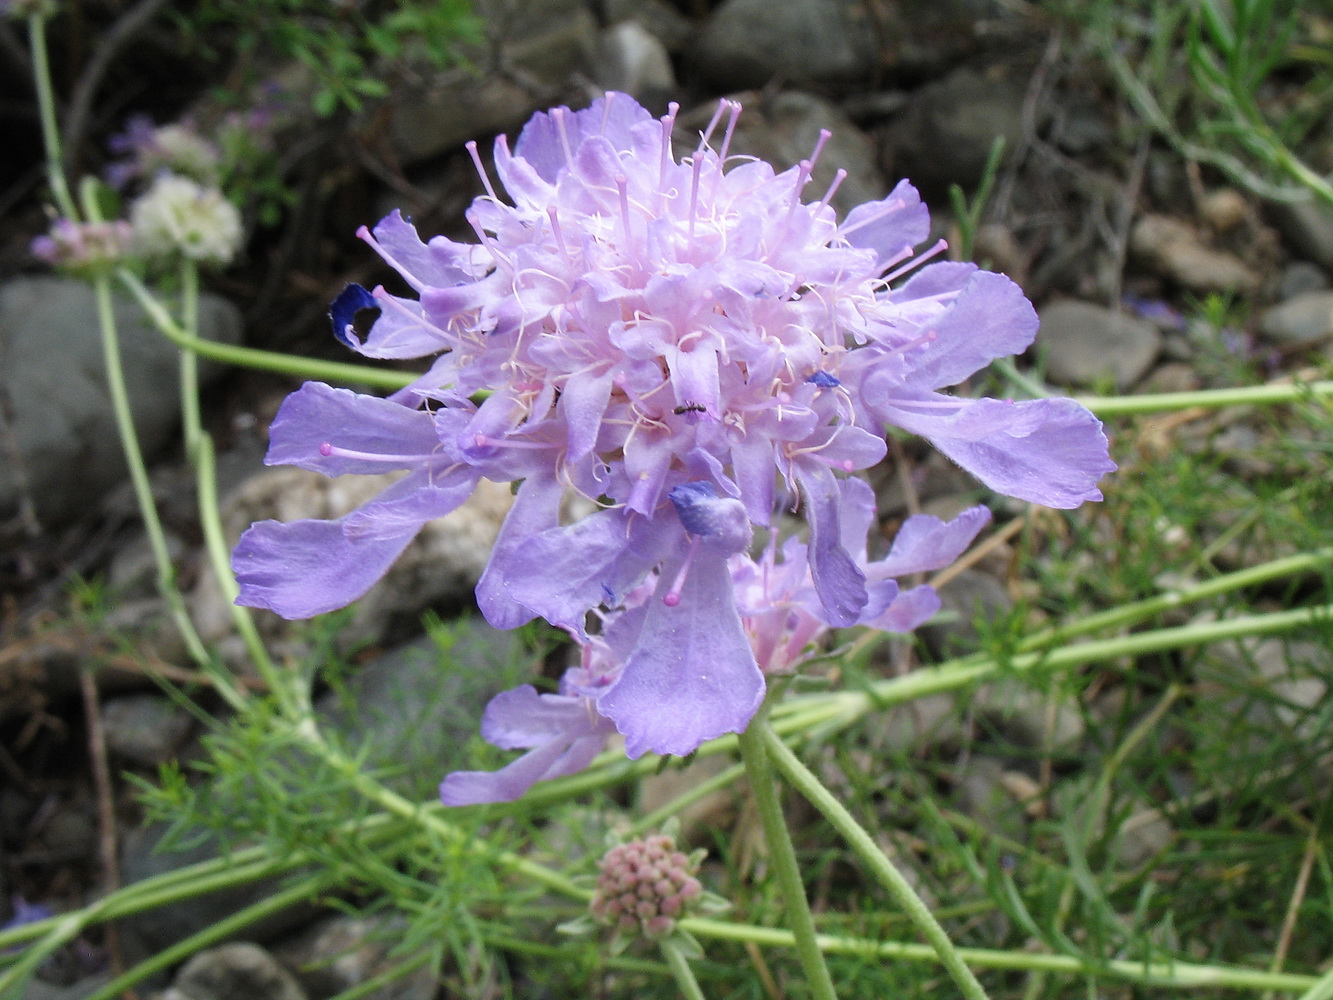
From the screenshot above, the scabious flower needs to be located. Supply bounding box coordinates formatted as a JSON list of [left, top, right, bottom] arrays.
[[440, 477, 991, 803], [234, 91, 1114, 760], [129, 174, 243, 265], [30, 218, 132, 276]]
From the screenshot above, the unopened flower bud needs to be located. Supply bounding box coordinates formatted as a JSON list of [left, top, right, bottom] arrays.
[[30, 218, 132, 276], [590, 832, 704, 940]]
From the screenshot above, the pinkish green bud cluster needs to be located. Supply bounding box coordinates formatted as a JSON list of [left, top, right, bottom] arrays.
[[30, 219, 132, 276], [590, 834, 702, 940]]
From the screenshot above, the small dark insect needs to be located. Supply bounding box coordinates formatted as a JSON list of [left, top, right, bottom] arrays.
[[673, 402, 707, 415]]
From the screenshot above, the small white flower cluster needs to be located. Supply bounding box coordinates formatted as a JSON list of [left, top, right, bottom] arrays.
[[129, 175, 243, 266]]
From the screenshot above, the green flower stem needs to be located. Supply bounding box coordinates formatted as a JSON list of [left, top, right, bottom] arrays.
[[116, 269, 416, 390], [92, 275, 215, 674], [773, 601, 1333, 743], [194, 430, 300, 717], [629, 760, 746, 837], [28, 13, 78, 222], [179, 261, 203, 457], [661, 938, 708, 1000], [736, 705, 839, 1000], [759, 719, 991, 1000], [1077, 378, 1333, 416], [677, 917, 1319, 992], [1297, 966, 1333, 1000]]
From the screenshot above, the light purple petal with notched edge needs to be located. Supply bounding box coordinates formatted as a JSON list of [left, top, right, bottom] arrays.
[[476, 472, 564, 629], [838, 179, 929, 270], [440, 686, 613, 804], [233, 516, 418, 619], [439, 733, 606, 805], [597, 549, 763, 758], [265, 382, 444, 476], [515, 92, 653, 183], [341, 466, 478, 540], [879, 393, 1116, 509], [837, 476, 877, 561], [897, 269, 1038, 389], [796, 464, 867, 627], [866, 584, 941, 633], [877, 506, 991, 577], [506, 510, 675, 634], [562, 369, 615, 463], [354, 290, 449, 359], [370, 210, 480, 288], [477, 686, 597, 749]]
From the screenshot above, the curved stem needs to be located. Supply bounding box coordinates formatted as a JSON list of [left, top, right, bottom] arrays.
[[179, 261, 202, 457], [660, 938, 707, 1000], [28, 13, 78, 221], [1077, 378, 1333, 416], [760, 720, 991, 1000], [736, 705, 839, 1000], [117, 269, 416, 391], [92, 275, 219, 681]]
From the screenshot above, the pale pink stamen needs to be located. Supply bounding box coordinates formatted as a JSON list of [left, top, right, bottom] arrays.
[[319, 442, 442, 463], [882, 238, 949, 284], [356, 226, 427, 294], [663, 535, 701, 607], [465, 140, 500, 203]]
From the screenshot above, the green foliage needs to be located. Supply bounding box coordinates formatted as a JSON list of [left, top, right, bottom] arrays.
[[1067, 0, 1333, 205], [175, 0, 479, 118]]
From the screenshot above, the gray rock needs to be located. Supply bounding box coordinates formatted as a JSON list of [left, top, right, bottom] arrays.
[[272, 914, 437, 1000], [954, 757, 1030, 842], [603, 0, 694, 52], [389, 0, 597, 166], [19, 974, 114, 1000], [695, 0, 878, 90], [118, 824, 318, 960], [1269, 197, 1333, 272], [885, 66, 1028, 195], [594, 21, 676, 112], [921, 568, 1012, 660], [163, 942, 307, 1000], [1130, 215, 1259, 294], [1257, 290, 1333, 346], [102, 693, 195, 766], [316, 619, 534, 798], [1037, 300, 1161, 389], [678, 91, 884, 218], [1278, 260, 1329, 299], [0, 277, 241, 527]]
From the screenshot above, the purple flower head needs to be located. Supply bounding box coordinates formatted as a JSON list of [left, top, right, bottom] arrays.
[[235, 91, 1113, 761]]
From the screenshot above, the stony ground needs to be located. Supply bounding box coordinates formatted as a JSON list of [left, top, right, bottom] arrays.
[[2, 1, 1332, 998]]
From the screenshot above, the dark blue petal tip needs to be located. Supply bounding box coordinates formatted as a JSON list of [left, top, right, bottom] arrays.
[[329, 283, 378, 348], [808, 370, 841, 388]]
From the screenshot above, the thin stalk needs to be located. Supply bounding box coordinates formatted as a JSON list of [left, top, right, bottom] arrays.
[[193, 431, 297, 716], [79, 870, 340, 1000], [661, 938, 708, 1000], [1075, 379, 1333, 416], [677, 918, 1320, 991], [27, 13, 78, 221], [759, 721, 991, 1000], [736, 706, 839, 1000], [179, 261, 202, 457], [91, 276, 218, 681], [116, 269, 416, 390]]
